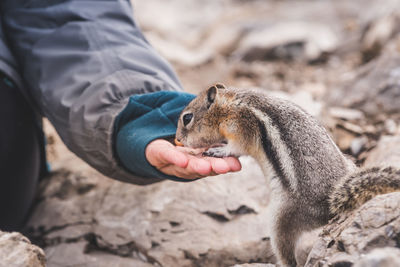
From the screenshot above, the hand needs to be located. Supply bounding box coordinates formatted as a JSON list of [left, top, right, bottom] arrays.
[[145, 139, 242, 179]]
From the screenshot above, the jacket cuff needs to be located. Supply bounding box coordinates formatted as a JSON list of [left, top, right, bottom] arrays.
[[115, 92, 195, 182]]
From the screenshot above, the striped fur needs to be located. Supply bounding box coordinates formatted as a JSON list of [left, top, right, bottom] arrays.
[[175, 85, 400, 267], [252, 107, 296, 191]]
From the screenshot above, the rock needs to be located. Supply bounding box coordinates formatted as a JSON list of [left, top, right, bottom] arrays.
[[384, 119, 398, 135], [332, 127, 357, 152], [231, 264, 276, 267], [45, 241, 154, 267], [26, 157, 276, 267], [134, 0, 236, 67], [361, 11, 400, 63], [364, 135, 400, 168], [329, 41, 400, 116], [328, 107, 365, 121], [202, 22, 247, 57], [0, 231, 45, 267], [299, 82, 327, 99], [354, 247, 400, 267], [305, 192, 400, 266], [233, 22, 338, 62], [134, 0, 226, 47], [267, 90, 323, 118], [336, 121, 364, 135], [350, 136, 368, 156], [145, 32, 214, 67]]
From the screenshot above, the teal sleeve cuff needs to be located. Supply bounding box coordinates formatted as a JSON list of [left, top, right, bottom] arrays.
[[114, 91, 195, 182]]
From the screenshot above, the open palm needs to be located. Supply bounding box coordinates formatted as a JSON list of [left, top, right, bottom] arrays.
[[145, 139, 242, 179]]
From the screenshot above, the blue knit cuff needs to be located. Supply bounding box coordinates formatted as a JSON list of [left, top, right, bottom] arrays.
[[115, 91, 195, 181]]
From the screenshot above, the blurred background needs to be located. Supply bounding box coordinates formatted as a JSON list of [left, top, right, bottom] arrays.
[[26, 0, 400, 266], [134, 0, 398, 90], [133, 0, 400, 164]]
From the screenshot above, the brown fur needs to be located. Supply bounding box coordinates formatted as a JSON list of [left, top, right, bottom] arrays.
[[176, 85, 400, 267], [330, 166, 400, 216]]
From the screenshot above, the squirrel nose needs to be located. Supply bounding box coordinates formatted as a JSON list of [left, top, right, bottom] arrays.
[[175, 138, 184, 147]]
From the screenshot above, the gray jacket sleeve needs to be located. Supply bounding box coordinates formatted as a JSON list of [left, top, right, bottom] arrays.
[[1, 0, 183, 184]]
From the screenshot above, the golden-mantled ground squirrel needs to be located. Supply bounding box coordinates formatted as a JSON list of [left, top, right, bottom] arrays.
[[175, 84, 400, 267]]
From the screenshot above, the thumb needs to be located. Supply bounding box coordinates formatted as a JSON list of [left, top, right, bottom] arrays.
[[146, 139, 189, 168], [159, 144, 189, 168]]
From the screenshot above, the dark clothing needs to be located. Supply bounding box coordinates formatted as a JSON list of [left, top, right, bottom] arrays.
[[0, 75, 41, 230]]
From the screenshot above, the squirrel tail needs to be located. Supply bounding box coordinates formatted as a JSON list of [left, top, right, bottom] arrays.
[[329, 166, 400, 216]]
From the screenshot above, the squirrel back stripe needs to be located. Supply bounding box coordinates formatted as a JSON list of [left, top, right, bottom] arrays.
[[256, 114, 292, 189], [329, 166, 400, 216], [249, 106, 297, 191]]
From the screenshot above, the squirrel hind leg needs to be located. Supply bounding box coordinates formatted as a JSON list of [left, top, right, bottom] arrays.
[[270, 203, 304, 267]]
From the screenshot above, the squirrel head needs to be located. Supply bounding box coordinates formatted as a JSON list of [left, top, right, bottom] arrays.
[[176, 83, 235, 149]]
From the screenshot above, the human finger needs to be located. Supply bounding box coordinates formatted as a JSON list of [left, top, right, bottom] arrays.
[[204, 157, 230, 174], [224, 157, 242, 172], [158, 164, 204, 179]]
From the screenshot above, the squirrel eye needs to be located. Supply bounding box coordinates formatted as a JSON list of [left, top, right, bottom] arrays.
[[182, 113, 193, 126]]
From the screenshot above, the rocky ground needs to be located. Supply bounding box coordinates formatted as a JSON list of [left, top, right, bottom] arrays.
[[3, 0, 400, 266]]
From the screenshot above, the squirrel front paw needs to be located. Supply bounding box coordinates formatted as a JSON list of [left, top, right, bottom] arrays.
[[203, 147, 230, 158]]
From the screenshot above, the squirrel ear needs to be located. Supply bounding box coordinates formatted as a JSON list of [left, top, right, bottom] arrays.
[[206, 83, 226, 106], [207, 85, 217, 105]]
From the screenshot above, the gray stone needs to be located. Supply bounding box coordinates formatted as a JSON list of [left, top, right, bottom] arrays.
[[231, 264, 276, 267], [27, 156, 276, 267], [354, 247, 400, 267], [0, 231, 45, 267], [364, 135, 400, 168], [329, 41, 400, 116], [233, 22, 338, 62], [267, 90, 323, 118], [328, 107, 365, 121], [305, 192, 400, 267], [45, 241, 154, 267], [384, 119, 398, 135], [350, 136, 368, 156], [145, 32, 214, 67], [133, 0, 230, 67], [361, 11, 400, 62]]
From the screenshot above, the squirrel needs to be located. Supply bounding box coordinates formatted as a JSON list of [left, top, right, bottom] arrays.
[[175, 83, 400, 267]]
